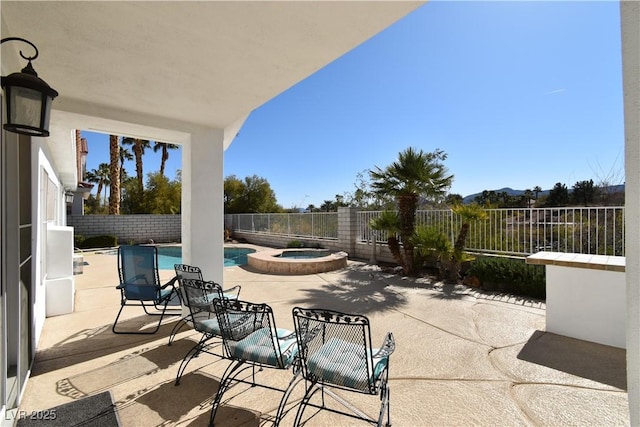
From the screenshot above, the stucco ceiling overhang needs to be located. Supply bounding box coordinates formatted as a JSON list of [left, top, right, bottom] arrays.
[[1, 1, 424, 186]]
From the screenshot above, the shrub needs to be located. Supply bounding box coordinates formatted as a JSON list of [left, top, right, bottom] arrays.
[[74, 234, 85, 248], [285, 240, 324, 249], [467, 257, 545, 299], [78, 235, 118, 249], [286, 240, 304, 248]]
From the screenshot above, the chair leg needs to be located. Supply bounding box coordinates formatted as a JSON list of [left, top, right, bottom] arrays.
[[112, 300, 168, 335], [274, 371, 304, 426], [175, 334, 210, 385], [111, 303, 127, 334], [168, 315, 192, 345], [210, 360, 252, 426], [293, 380, 321, 427]]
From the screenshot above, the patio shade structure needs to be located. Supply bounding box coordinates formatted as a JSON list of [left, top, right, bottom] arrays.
[[0, 1, 638, 424]]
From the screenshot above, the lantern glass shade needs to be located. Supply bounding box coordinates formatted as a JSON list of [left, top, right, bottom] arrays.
[[4, 83, 54, 137], [64, 191, 74, 204], [1, 60, 58, 138]]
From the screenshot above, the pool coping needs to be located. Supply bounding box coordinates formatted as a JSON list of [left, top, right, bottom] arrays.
[[247, 248, 348, 274]]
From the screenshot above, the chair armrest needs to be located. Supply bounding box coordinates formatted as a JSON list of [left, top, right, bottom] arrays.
[[161, 275, 179, 289], [278, 329, 297, 340], [117, 274, 149, 288], [222, 284, 241, 299], [373, 332, 395, 358]]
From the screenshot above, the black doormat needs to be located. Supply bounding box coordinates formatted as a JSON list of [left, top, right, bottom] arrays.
[[17, 391, 120, 427]]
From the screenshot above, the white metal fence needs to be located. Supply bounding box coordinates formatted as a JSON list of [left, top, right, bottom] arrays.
[[225, 212, 339, 240], [226, 207, 625, 256], [359, 207, 625, 256]]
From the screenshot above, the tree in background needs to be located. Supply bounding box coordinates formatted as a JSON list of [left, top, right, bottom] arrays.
[[523, 189, 534, 208], [153, 141, 179, 177], [572, 179, 598, 206], [319, 195, 348, 212], [224, 175, 245, 213], [86, 163, 110, 206], [119, 146, 133, 189], [533, 186, 542, 205], [224, 174, 281, 214], [370, 147, 453, 275], [120, 177, 144, 214], [108, 135, 121, 215], [545, 182, 570, 207], [474, 190, 500, 207], [143, 172, 181, 214], [446, 193, 463, 206]]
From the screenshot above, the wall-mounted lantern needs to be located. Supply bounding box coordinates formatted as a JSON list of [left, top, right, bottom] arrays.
[[1, 37, 58, 137], [64, 190, 74, 204]]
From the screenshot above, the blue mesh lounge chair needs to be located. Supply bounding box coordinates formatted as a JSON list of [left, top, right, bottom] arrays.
[[291, 307, 395, 427], [174, 278, 234, 385], [169, 264, 241, 346], [210, 298, 302, 427], [112, 245, 181, 334]]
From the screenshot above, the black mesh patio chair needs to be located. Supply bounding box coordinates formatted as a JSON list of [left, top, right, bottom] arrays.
[[210, 298, 302, 427], [112, 245, 181, 334], [291, 307, 395, 427], [174, 278, 232, 385], [169, 264, 242, 345], [168, 264, 204, 345]]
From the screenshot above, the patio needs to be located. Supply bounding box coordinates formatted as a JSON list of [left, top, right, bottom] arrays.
[[18, 248, 628, 426]]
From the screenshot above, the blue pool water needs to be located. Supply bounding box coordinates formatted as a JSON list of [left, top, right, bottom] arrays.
[[156, 246, 256, 269], [111, 246, 255, 270], [276, 250, 330, 259]]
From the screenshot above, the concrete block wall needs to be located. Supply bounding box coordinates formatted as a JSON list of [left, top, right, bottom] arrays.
[[69, 213, 396, 263], [68, 215, 181, 244]]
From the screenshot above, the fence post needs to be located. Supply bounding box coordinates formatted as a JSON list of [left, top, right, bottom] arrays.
[[338, 207, 358, 256]]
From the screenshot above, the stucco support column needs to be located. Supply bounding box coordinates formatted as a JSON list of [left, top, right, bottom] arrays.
[[182, 128, 224, 284], [621, 1, 640, 423]]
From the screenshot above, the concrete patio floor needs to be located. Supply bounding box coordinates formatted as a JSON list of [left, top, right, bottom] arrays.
[[18, 247, 629, 426]]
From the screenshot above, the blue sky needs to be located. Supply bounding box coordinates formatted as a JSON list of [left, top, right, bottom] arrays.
[[83, 1, 624, 209]]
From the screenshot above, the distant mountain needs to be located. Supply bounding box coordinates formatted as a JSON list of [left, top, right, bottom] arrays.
[[462, 185, 624, 204], [462, 188, 547, 204]]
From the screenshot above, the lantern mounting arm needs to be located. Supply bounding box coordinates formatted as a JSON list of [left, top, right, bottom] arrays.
[[1, 37, 39, 62]]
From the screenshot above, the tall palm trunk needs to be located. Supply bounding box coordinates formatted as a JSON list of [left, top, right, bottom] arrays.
[[108, 135, 120, 215], [454, 223, 470, 258], [133, 139, 144, 191], [398, 193, 419, 275], [160, 145, 168, 176], [387, 236, 404, 267], [95, 181, 103, 203]]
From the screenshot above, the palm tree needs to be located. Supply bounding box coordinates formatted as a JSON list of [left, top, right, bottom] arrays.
[[119, 146, 134, 185], [152, 141, 179, 177], [533, 185, 542, 204], [87, 163, 111, 205], [370, 147, 453, 275], [523, 189, 534, 208], [446, 203, 487, 283], [370, 211, 403, 267], [452, 204, 487, 261], [108, 135, 120, 215], [122, 137, 151, 191]]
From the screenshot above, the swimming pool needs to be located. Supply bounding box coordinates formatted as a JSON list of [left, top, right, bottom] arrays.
[[109, 246, 256, 269], [156, 246, 256, 269]]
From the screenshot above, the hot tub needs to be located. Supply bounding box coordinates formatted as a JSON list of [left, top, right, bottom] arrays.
[[247, 248, 348, 274]]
